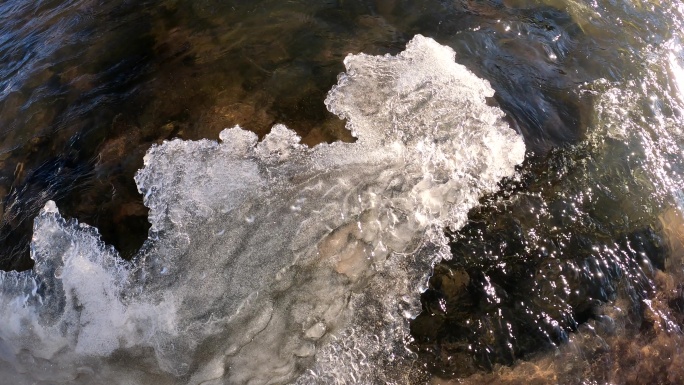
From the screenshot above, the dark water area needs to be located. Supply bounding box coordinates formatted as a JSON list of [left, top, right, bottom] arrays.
[[1, 0, 683, 383], [412, 145, 668, 375], [0, 0, 161, 269]]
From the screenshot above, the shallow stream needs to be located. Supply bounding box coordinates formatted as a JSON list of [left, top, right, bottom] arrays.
[[1, 0, 683, 384]]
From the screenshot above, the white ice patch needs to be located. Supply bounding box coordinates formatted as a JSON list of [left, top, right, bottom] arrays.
[[0, 35, 524, 384]]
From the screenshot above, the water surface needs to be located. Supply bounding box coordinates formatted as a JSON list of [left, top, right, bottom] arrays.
[[0, 0, 683, 383]]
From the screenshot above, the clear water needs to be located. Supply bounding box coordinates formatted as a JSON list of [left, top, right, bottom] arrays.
[[0, 0, 683, 384]]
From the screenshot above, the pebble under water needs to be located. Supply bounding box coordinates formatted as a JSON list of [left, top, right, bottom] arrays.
[[1, 0, 684, 384]]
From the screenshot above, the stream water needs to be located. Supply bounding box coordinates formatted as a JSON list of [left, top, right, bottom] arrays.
[[0, 0, 683, 384]]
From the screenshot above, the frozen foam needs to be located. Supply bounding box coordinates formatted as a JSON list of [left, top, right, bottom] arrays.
[[0, 35, 524, 384]]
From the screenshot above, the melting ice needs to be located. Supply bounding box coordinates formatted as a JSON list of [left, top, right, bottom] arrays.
[[0, 35, 524, 384]]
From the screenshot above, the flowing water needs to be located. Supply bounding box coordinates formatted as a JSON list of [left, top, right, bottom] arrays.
[[0, 0, 683, 384]]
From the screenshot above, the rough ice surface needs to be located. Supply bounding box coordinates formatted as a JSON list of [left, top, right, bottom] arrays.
[[0, 35, 525, 384]]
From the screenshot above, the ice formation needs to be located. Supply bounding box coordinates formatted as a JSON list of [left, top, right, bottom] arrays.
[[0, 35, 524, 384]]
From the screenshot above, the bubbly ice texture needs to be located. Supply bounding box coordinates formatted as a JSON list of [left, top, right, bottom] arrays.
[[0, 35, 524, 384]]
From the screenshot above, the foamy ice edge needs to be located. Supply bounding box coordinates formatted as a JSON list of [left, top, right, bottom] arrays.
[[0, 35, 525, 385]]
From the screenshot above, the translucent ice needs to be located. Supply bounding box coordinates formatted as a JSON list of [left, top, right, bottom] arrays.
[[0, 35, 524, 384]]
